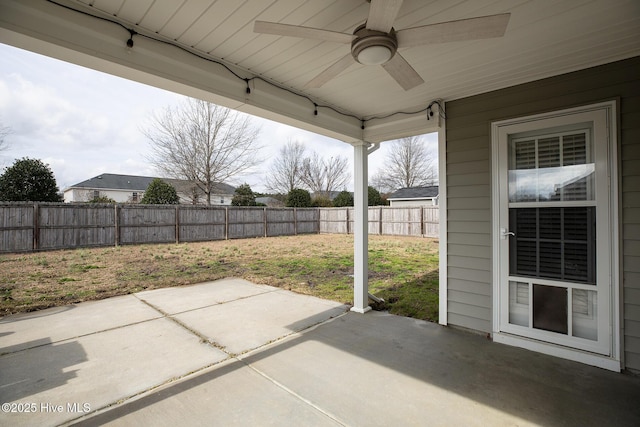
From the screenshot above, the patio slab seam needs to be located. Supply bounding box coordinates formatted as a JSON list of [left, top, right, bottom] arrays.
[[230, 307, 351, 358], [231, 312, 350, 426], [0, 315, 164, 357], [133, 295, 231, 353], [135, 285, 281, 317], [240, 358, 347, 426], [135, 292, 350, 358]]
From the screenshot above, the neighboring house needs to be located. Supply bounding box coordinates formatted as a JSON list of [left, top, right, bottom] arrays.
[[387, 186, 439, 207], [166, 179, 236, 206], [63, 173, 235, 205]]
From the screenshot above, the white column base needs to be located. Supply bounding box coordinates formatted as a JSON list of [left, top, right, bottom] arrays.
[[350, 306, 372, 314]]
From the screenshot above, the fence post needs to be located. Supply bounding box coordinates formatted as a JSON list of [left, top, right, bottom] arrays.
[[345, 208, 349, 234], [421, 207, 425, 237], [263, 207, 267, 238], [175, 205, 180, 244], [379, 207, 383, 235], [294, 208, 298, 235], [33, 203, 39, 251], [114, 204, 119, 247], [225, 207, 229, 240]]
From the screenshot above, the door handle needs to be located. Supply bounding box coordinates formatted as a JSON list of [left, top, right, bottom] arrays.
[[500, 228, 515, 240]]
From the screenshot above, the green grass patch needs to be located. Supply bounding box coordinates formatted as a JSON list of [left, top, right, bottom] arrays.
[[0, 235, 439, 321]]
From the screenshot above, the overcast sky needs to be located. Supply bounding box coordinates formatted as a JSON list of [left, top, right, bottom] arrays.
[[0, 42, 435, 194]]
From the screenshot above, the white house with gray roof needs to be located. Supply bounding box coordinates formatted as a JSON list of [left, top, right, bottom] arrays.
[[387, 186, 439, 207], [63, 173, 235, 205]]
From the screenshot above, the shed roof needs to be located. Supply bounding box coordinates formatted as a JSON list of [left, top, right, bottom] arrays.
[[388, 186, 439, 200]]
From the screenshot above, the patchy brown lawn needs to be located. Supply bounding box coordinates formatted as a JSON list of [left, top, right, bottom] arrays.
[[0, 234, 439, 321]]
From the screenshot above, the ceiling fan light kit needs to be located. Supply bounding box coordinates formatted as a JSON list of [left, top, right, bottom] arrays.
[[356, 45, 392, 65], [351, 25, 397, 65]]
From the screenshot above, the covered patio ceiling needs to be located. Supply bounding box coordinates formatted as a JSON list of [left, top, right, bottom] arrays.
[[1, 0, 638, 144]]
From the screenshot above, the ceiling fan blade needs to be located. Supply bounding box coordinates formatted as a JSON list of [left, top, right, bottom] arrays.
[[366, 0, 404, 33], [396, 13, 511, 48], [305, 53, 355, 88], [381, 52, 424, 91], [254, 21, 355, 44]]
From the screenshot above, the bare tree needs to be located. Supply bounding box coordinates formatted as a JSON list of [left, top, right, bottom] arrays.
[[299, 151, 324, 195], [372, 135, 437, 192], [143, 99, 262, 205], [265, 139, 307, 195], [322, 155, 350, 196], [300, 152, 350, 198], [0, 121, 11, 152], [369, 171, 396, 195]]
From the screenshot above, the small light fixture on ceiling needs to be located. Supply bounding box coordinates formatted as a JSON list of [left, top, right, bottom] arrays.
[[351, 24, 397, 66], [125, 29, 136, 52], [426, 105, 434, 120], [356, 45, 392, 66]]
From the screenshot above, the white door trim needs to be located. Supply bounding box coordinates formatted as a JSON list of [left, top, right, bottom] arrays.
[[491, 101, 620, 370]]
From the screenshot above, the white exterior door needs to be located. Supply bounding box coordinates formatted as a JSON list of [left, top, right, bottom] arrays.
[[492, 102, 619, 367]]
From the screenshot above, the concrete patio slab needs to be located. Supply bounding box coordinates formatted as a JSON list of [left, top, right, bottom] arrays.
[[74, 358, 343, 427], [173, 288, 349, 355], [1, 278, 639, 427], [0, 295, 161, 354], [240, 311, 640, 427], [136, 278, 276, 315], [1, 317, 227, 427]]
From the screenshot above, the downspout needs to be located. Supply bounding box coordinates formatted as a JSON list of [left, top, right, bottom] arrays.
[[367, 142, 380, 155]]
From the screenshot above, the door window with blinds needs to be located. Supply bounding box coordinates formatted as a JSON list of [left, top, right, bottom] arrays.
[[507, 128, 599, 342]]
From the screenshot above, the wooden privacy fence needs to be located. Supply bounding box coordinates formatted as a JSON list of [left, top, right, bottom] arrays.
[[0, 203, 320, 253], [319, 206, 439, 238], [0, 203, 438, 253]]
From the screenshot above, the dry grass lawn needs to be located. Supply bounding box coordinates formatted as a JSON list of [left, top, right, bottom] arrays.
[[0, 234, 439, 321]]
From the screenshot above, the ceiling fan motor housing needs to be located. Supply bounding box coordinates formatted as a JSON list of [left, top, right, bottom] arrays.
[[351, 24, 398, 65]]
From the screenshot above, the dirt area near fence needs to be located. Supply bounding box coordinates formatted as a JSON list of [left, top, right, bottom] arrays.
[[0, 234, 439, 321]]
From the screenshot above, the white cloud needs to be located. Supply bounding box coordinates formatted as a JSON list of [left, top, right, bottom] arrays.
[[0, 43, 182, 188]]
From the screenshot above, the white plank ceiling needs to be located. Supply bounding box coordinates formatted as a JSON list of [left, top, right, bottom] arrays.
[[2, 0, 638, 140], [62, 0, 640, 120]]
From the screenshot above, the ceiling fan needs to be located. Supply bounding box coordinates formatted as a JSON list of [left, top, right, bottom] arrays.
[[254, 0, 510, 91]]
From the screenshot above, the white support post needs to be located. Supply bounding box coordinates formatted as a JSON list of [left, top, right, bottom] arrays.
[[351, 141, 371, 313], [437, 101, 448, 325]]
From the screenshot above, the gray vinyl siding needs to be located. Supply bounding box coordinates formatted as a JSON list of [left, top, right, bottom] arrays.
[[622, 81, 640, 370], [445, 56, 640, 371]]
